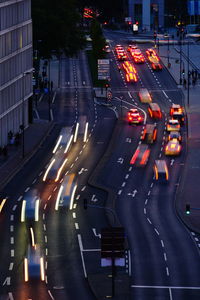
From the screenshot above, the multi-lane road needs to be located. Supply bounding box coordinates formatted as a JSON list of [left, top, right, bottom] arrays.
[[0, 30, 200, 300]]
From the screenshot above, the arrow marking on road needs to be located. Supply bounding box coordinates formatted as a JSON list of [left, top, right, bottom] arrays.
[[3, 277, 10, 286], [127, 190, 138, 197], [170, 159, 175, 166], [91, 195, 98, 202], [78, 168, 88, 175], [117, 157, 124, 164], [92, 228, 101, 238]]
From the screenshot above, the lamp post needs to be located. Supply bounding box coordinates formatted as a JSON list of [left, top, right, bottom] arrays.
[[179, 31, 182, 85], [187, 41, 190, 107], [167, 35, 170, 67]]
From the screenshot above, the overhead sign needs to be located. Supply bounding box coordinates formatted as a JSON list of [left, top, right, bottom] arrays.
[[98, 59, 110, 80]]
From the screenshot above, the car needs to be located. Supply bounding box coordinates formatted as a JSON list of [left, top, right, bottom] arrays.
[[148, 56, 162, 70], [122, 61, 138, 82], [127, 108, 143, 124], [146, 48, 157, 57], [166, 119, 180, 132], [127, 44, 138, 52], [165, 139, 181, 156], [131, 50, 145, 63], [24, 245, 45, 282], [148, 103, 162, 119], [170, 104, 185, 124], [117, 51, 127, 61], [138, 88, 152, 103], [168, 131, 182, 142], [141, 124, 157, 143], [130, 144, 150, 167], [154, 160, 169, 182], [55, 174, 77, 211]]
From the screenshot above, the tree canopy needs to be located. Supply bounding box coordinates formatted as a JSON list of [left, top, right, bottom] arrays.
[[32, 0, 86, 58]]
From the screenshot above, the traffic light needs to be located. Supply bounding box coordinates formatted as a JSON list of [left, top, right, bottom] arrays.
[[186, 204, 190, 215]]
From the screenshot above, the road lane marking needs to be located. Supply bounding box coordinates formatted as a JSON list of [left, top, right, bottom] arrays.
[[125, 174, 129, 179], [10, 237, 14, 244], [77, 234, 87, 278], [25, 187, 30, 193], [147, 218, 152, 224], [122, 182, 126, 187], [161, 240, 164, 248], [166, 267, 169, 276], [45, 236, 48, 243], [75, 223, 79, 229], [48, 290, 55, 300], [12, 205, 17, 211], [164, 253, 167, 261], [10, 215, 14, 221], [3, 277, 11, 286], [9, 263, 14, 271], [154, 228, 159, 235], [118, 190, 122, 195], [10, 225, 14, 232], [162, 90, 169, 98], [145, 199, 148, 205], [32, 178, 37, 184], [131, 285, 200, 289], [17, 196, 23, 202], [73, 212, 76, 218], [11, 250, 14, 257]]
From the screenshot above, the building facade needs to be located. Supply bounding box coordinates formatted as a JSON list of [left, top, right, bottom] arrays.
[[128, 0, 165, 31], [0, 0, 33, 147]]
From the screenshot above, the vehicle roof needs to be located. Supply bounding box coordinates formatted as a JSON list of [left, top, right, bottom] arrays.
[[149, 103, 160, 110], [168, 119, 179, 124], [155, 160, 167, 171], [145, 124, 156, 132]]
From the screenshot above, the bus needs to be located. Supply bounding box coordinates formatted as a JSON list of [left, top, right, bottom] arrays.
[[148, 103, 162, 119]]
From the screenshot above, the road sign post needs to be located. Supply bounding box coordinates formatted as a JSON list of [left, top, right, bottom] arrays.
[[101, 227, 125, 298]]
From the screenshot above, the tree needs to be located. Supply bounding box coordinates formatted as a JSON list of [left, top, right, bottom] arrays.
[[90, 19, 106, 58], [32, 0, 86, 58]]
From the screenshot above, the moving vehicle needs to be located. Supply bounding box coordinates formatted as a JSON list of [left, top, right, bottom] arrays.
[[168, 131, 182, 142], [130, 144, 150, 167], [147, 54, 162, 70], [21, 190, 40, 224], [131, 49, 145, 63], [24, 245, 45, 282], [115, 45, 127, 60], [165, 139, 181, 156], [127, 108, 143, 124], [43, 127, 74, 182], [127, 44, 138, 52], [74, 115, 88, 142], [170, 104, 185, 125], [141, 124, 157, 144], [122, 61, 137, 82], [154, 160, 169, 182], [148, 103, 162, 119], [146, 48, 157, 57], [138, 88, 152, 103], [55, 174, 77, 211], [166, 119, 180, 132]]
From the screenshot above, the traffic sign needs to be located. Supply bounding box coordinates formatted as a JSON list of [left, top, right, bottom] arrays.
[[98, 59, 110, 80]]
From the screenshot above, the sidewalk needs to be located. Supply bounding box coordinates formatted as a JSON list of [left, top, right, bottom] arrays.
[[159, 43, 200, 233], [0, 120, 54, 192]]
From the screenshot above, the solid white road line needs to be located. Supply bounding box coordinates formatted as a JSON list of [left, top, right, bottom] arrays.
[[77, 234, 87, 278], [131, 285, 200, 290]]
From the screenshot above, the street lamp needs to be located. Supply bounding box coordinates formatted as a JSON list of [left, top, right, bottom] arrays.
[[187, 40, 190, 107], [179, 31, 183, 85], [22, 70, 33, 158]]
